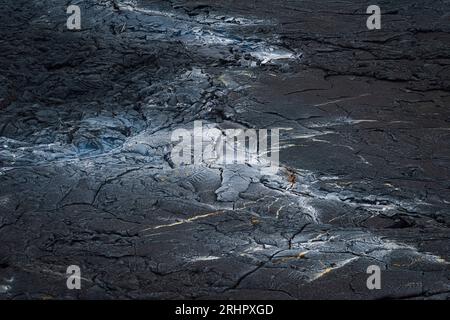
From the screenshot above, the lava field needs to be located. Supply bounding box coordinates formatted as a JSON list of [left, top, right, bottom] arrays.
[[0, 0, 449, 299]]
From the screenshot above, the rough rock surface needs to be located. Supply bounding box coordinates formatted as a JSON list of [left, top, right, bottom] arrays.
[[0, 0, 449, 299]]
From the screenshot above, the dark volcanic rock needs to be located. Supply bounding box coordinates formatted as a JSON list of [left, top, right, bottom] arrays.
[[0, 0, 449, 299]]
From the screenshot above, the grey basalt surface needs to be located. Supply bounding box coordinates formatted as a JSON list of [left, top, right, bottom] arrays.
[[0, 0, 449, 299]]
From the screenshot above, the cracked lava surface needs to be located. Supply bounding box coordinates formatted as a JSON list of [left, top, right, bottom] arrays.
[[0, 0, 449, 299]]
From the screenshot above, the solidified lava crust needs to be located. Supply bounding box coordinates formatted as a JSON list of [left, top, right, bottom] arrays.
[[0, 0, 449, 299]]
